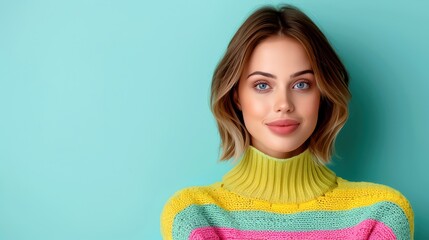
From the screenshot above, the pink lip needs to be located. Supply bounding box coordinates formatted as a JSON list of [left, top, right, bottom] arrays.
[[266, 119, 299, 126], [266, 119, 300, 135]]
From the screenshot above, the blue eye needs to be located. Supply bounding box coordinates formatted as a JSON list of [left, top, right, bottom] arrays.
[[293, 81, 310, 89], [254, 82, 270, 92], [256, 83, 269, 90]]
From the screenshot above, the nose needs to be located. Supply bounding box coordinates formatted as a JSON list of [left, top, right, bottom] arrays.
[[274, 89, 294, 113]]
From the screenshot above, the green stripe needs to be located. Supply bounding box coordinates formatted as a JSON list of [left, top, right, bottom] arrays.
[[172, 201, 410, 239]]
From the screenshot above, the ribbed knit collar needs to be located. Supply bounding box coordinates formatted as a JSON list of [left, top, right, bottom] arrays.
[[222, 145, 337, 204]]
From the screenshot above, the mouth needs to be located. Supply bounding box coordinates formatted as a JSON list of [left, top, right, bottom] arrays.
[[266, 119, 299, 126], [266, 120, 300, 135]]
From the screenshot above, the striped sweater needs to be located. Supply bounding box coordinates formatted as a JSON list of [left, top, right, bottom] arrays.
[[160, 146, 414, 239]]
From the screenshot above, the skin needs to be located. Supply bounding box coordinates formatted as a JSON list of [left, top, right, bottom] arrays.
[[234, 35, 321, 159]]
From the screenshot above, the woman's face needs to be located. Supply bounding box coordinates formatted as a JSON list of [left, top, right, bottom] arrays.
[[235, 35, 320, 158]]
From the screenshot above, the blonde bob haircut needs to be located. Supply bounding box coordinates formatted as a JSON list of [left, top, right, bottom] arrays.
[[210, 4, 351, 163]]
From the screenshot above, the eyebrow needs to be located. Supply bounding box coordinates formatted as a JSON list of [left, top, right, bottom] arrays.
[[247, 69, 314, 79]]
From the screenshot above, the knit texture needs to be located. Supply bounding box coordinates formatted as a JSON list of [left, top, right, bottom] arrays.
[[160, 146, 414, 240], [222, 146, 337, 203]]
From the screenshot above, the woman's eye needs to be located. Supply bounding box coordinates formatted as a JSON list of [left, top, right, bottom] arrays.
[[293, 81, 310, 89], [255, 82, 270, 91]]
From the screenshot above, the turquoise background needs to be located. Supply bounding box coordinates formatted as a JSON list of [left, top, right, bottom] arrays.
[[0, 0, 427, 239]]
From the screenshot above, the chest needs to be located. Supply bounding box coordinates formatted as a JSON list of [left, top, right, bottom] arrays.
[[173, 202, 398, 239]]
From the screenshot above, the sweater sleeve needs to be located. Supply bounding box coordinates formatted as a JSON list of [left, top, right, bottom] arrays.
[[362, 182, 415, 240], [380, 185, 414, 239], [335, 178, 414, 239], [392, 191, 414, 240], [160, 188, 194, 240], [160, 193, 179, 240]]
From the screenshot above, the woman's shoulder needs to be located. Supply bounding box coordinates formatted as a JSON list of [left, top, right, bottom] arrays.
[[160, 182, 222, 239], [335, 177, 412, 203], [162, 182, 223, 205], [321, 177, 414, 239], [162, 182, 220, 209], [333, 177, 414, 229]]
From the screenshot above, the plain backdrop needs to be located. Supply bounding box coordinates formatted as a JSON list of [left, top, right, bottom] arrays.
[[0, 0, 428, 239]]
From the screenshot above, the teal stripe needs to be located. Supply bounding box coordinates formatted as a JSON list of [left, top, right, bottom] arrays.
[[172, 201, 410, 240]]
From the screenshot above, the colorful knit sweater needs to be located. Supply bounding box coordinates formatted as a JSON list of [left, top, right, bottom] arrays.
[[160, 146, 414, 239]]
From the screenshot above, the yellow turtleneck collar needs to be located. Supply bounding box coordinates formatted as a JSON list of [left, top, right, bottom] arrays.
[[222, 145, 338, 204]]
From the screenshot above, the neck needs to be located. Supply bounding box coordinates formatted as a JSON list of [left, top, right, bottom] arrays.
[[222, 145, 337, 203]]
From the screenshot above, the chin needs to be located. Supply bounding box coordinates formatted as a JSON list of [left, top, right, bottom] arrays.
[[269, 141, 306, 154], [277, 145, 303, 153]]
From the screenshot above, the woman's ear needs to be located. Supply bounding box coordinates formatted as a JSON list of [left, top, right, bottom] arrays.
[[233, 89, 242, 111]]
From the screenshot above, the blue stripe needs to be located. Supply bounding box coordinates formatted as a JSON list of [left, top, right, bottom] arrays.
[[172, 201, 410, 239]]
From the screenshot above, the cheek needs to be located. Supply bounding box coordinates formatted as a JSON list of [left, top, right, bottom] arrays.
[[308, 96, 320, 122], [299, 94, 320, 121], [241, 95, 269, 121]]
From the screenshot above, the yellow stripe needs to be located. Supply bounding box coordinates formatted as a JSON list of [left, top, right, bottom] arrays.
[[160, 177, 414, 239]]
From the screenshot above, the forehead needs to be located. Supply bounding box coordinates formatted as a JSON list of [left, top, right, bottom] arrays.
[[244, 35, 311, 75]]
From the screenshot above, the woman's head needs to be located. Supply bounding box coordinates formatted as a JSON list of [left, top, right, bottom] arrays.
[[210, 5, 351, 163]]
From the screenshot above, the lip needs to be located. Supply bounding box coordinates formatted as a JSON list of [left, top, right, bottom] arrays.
[[266, 119, 299, 126], [266, 119, 300, 135]]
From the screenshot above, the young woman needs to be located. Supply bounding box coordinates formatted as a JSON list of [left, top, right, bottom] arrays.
[[161, 5, 414, 240]]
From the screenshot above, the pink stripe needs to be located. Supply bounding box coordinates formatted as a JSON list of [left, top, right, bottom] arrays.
[[189, 219, 395, 240]]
